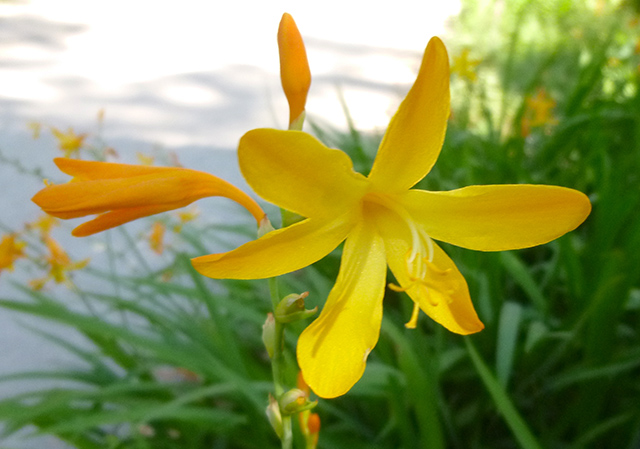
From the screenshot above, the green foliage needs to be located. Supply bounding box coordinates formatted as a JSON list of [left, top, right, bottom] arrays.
[[2, 0, 640, 448]]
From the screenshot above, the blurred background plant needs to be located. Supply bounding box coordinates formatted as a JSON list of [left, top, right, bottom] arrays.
[[1, 0, 640, 448]]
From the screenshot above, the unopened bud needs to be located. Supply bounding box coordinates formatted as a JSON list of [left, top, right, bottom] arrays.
[[279, 388, 317, 415], [266, 394, 283, 438], [278, 13, 311, 129], [262, 313, 276, 359], [307, 412, 320, 435], [275, 292, 317, 323]]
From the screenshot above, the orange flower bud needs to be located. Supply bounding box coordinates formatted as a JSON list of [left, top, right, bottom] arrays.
[[278, 13, 311, 129]]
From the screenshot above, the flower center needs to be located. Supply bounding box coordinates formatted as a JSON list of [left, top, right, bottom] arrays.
[[364, 192, 453, 328]]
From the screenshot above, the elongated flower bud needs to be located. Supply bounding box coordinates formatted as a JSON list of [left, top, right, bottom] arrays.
[[266, 394, 283, 438], [278, 13, 311, 130]]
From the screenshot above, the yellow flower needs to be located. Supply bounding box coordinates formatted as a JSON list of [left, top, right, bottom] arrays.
[[32, 158, 265, 237], [51, 127, 87, 157], [173, 206, 200, 233], [28, 121, 42, 139], [25, 214, 59, 238], [192, 37, 591, 398], [278, 13, 311, 130], [451, 48, 480, 82], [149, 221, 166, 254], [521, 88, 558, 136], [30, 236, 89, 289], [136, 152, 155, 166], [0, 234, 26, 274]]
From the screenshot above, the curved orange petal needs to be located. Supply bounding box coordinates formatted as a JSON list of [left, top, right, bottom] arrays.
[[53, 158, 171, 180], [402, 185, 591, 251], [238, 129, 368, 218], [71, 204, 178, 237], [297, 222, 387, 398], [368, 37, 450, 193], [191, 213, 356, 280]]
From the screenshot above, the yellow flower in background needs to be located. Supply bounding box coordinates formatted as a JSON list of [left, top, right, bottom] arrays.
[[173, 206, 200, 233], [451, 48, 480, 82], [521, 88, 558, 136], [177, 207, 199, 224], [28, 121, 42, 139], [51, 127, 87, 157], [192, 37, 591, 398], [278, 13, 311, 130], [136, 152, 155, 166], [0, 234, 26, 274], [25, 214, 59, 238], [149, 222, 166, 254], [30, 236, 89, 289], [32, 158, 265, 237]]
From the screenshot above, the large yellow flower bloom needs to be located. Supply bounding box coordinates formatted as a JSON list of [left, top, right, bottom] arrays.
[[32, 158, 265, 237], [192, 37, 591, 398]]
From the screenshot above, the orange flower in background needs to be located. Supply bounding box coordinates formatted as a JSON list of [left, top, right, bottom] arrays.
[[297, 371, 321, 448], [521, 88, 558, 136], [0, 234, 26, 275], [32, 158, 265, 237], [193, 37, 591, 398], [30, 236, 89, 289], [51, 127, 87, 157], [278, 13, 311, 130], [149, 222, 166, 254]]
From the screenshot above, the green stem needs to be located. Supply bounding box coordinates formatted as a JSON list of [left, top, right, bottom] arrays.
[[268, 276, 293, 449]]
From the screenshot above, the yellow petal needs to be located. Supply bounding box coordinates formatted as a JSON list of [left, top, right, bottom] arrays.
[[402, 185, 591, 251], [278, 13, 311, 127], [72, 205, 177, 237], [238, 129, 368, 218], [368, 37, 450, 192], [297, 222, 387, 398], [191, 213, 356, 280], [374, 204, 483, 334]]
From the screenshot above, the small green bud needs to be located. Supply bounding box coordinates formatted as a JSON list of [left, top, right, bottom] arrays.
[[262, 313, 276, 359], [275, 292, 317, 323], [266, 394, 283, 438], [279, 388, 317, 415]]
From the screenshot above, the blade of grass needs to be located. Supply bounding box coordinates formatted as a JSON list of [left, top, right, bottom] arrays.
[[464, 337, 542, 449]]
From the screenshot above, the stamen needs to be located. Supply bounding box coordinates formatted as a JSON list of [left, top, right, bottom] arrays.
[[405, 302, 420, 329], [366, 192, 455, 309], [388, 282, 410, 292]]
